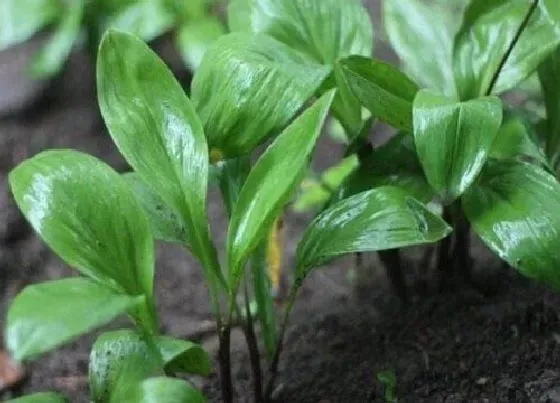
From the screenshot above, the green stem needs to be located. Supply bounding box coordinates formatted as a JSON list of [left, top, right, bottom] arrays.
[[243, 282, 264, 402], [485, 0, 539, 96], [264, 289, 297, 401]]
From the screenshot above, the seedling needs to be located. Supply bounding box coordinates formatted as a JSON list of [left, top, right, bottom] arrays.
[[377, 370, 398, 403], [5, 0, 560, 402], [0, 0, 225, 79]]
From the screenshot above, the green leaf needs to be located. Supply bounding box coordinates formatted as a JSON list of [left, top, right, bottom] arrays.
[[227, 91, 335, 285], [130, 378, 206, 403], [6, 278, 143, 361], [490, 113, 547, 164], [413, 90, 503, 203], [453, 0, 560, 100], [97, 30, 224, 289], [227, 0, 373, 64], [176, 17, 226, 70], [337, 56, 420, 132], [293, 155, 359, 213], [123, 173, 187, 244], [538, 45, 560, 165], [383, 0, 456, 97], [333, 134, 434, 205], [463, 159, 560, 290], [191, 32, 329, 157], [89, 330, 164, 403], [9, 150, 154, 301], [296, 186, 452, 281], [158, 336, 211, 376], [0, 0, 59, 51], [541, 0, 560, 30], [6, 393, 68, 403], [104, 0, 175, 42], [29, 0, 83, 79]]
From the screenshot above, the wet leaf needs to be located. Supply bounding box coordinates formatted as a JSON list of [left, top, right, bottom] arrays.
[[538, 45, 560, 167], [6, 392, 68, 403], [176, 16, 225, 70], [129, 378, 206, 403], [97, 30, 224, 289], [463, 159, 560, 290], [192, 32, 329, 157], [384, 0, 456, 97], [296, 186, 451, 281], [9, 150, 154, 302], [6, 278, 143, 361], [227, 0, 372, 64], [413, 90, 503, 203], [453, 0, 560, 99], [337, 56, 419, 132], [227, 91, 335, 285]]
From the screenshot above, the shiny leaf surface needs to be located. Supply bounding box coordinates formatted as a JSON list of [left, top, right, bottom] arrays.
[[124, 173, 187, 244], [192, 32, 329, 157], [384, 0, 456, 97], [227, 0, 372, 64], [97, 31, 224, 288], [6, 392, 69, 403], [538, 45, 560, 167], [29, 0, 83, 79], [176, 16, 225, 70], [413, 90, 503, 203], [463, 160, 560, 290], [0, 0, 58, 51], [338, 56, 419, 132], [130, 378, 206, 403], [216, 156, 251, 217], [6, 278, 143, 361], [296, 186, 451, 280], [453, 0, 560, 99], [9, 150, 154, 299], [227, 91, 335, 284]]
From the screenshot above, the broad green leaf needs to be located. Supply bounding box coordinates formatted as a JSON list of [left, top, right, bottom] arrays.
[[337, 56, 419, 132], [6, 278, 143, 361], [413, 90, 503, 203], [176, 17, 226, 70], [384, 0, 456, 97], [293, 155, 359, 212], [158, 336, 211, 375], [191, 32, 329, 157], [227, 0, 372, 64], [29, 0, 83, 79], [89, 330, 163, 402], [0, 0, 59, 51], [6, 392, 68, 403], [227, 91, 335, 285], [123, 173, 187, 244], [538, 45, 560, 165], [9, 150, 154, 302], [463, 160, 560, 290], [130, 378, 206, 403], [296, 186, 452, 281], [97, 30, 224, 289], [490, 113, 547, 164], [104, 0, 174, 42], [164, 0, 209, 19], [453, 0, 560, 100], [333, 134, 434, 205]]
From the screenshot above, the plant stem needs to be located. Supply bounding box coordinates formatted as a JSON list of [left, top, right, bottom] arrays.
[[451, 204, 472, 283], [378, 249, 408, 304], [436, 205, 454, 288], [218, 325, 233, 403], [485, 0, 539, 96], [243, 282, 264, 402], [264, 290, 297, 401]]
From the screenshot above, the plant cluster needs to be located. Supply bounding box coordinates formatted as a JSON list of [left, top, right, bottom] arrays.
[[0, 0, 224, 79], [4, 0, 560, 402]]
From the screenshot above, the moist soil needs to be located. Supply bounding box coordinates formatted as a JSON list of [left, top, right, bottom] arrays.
[[2, 16, 560, 403]]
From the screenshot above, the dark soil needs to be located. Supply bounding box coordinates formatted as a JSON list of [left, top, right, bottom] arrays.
[[1, 4, 560, 402]]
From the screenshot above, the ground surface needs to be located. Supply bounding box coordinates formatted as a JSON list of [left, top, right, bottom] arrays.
[[1, 3, 560, 402]]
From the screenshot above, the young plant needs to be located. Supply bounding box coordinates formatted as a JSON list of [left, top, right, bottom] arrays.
[[4, 1, 453, 401], [0, 0, 224, 79]]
